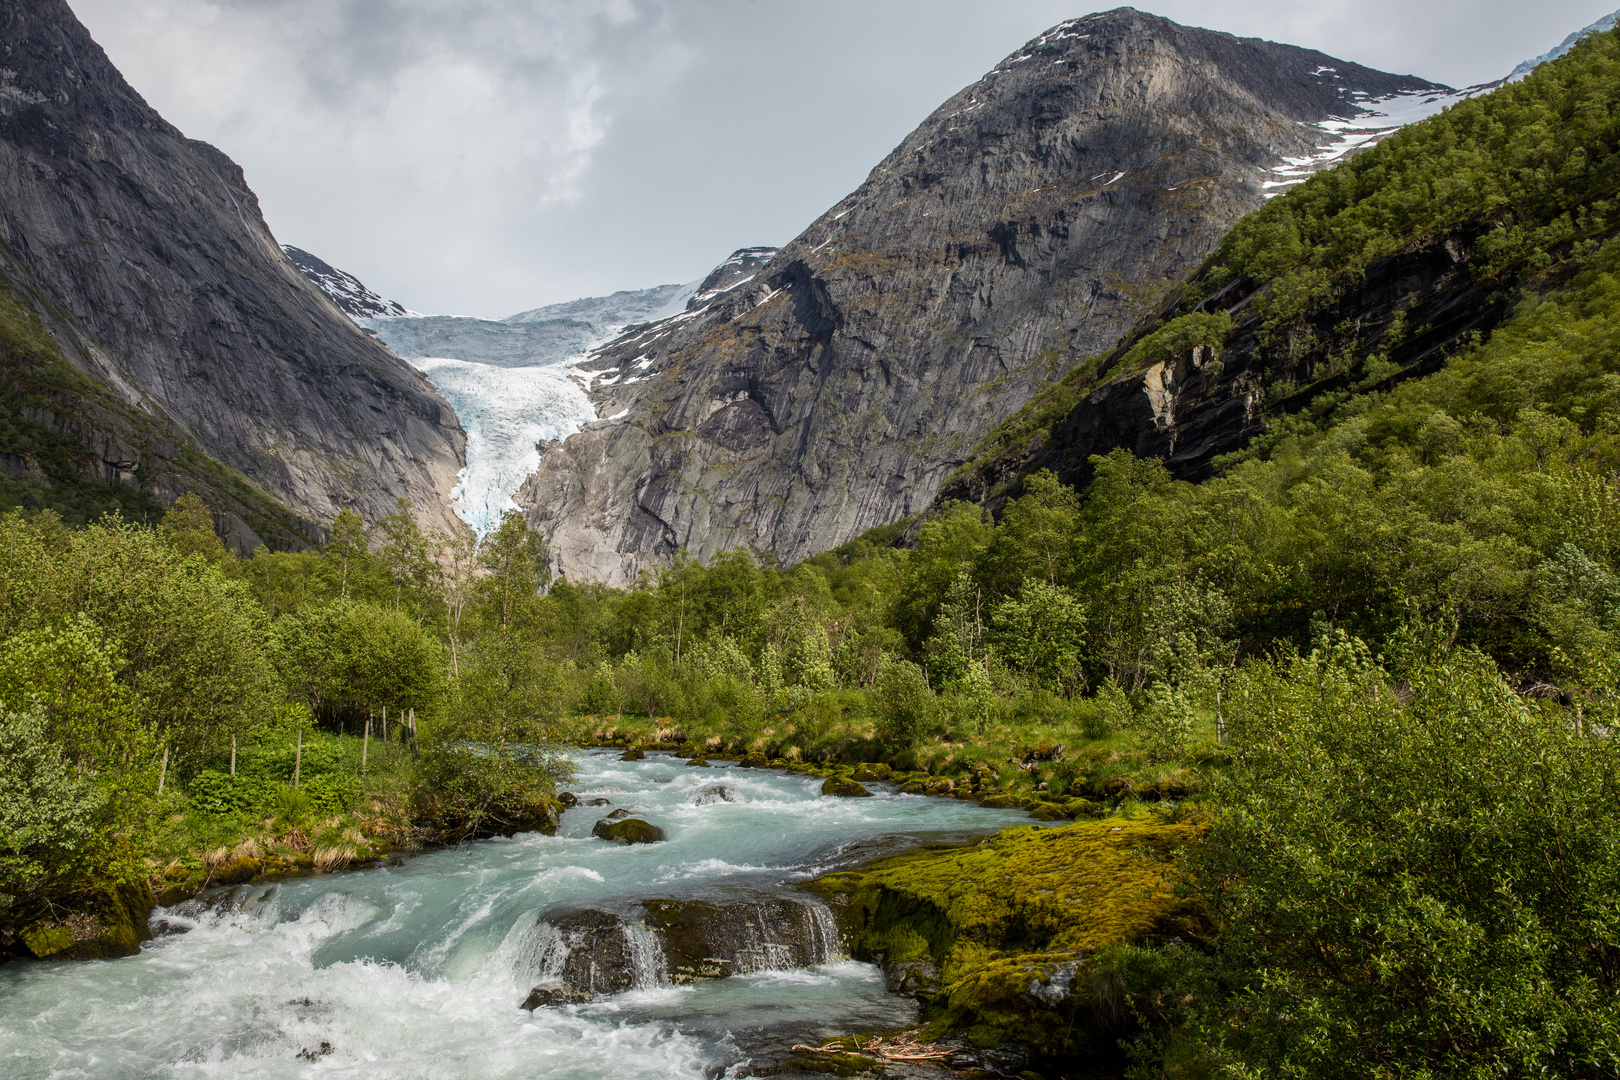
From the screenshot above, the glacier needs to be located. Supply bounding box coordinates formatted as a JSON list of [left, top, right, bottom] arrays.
[[362, 283, 696, 534], [284, 242, 777, 534]]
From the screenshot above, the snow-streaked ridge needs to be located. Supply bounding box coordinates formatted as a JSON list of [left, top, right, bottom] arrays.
[[1510, 8, 1620, 80]]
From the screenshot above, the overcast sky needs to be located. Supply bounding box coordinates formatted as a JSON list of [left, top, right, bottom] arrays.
[[67, 0, 1619, 318]]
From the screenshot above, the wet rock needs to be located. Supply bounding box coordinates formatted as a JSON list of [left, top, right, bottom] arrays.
[[619, 747, 645, 761], [850, 763, 891, 782], [821, 776, 872, 798], [978, 793, 1027, 809], [533, 909, 645, 995], [592, 818, 665, 844], [520, 981, 596, 1009], [686, 757, 711, 768], [642, 897, 838, 982], [606, 808, 633, 820], [738, 752, 769, 768], [558, 792, 579, 808], [882, 957, 942, 996], [898, 780, 927, 795], [586, 798, 612, 807], [693, 785, 734, 806]]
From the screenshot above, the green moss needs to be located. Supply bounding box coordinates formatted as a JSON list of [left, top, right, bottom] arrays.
[[811, 820, 1203, 1063]]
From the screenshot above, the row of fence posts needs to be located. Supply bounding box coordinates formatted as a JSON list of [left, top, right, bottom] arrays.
[[154, 707, 420, 793]]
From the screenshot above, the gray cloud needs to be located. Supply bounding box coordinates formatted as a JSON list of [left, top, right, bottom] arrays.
[[68, 0, 1620, 317]]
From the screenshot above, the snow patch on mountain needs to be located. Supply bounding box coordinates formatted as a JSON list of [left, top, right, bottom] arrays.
[[282, 245, 417, 318], [1263, 85, 1483, 195]]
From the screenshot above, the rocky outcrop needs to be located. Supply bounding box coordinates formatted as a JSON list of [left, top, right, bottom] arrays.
[[938, 224, 1510, 512], [516, 8, 1445, 583], [0, 1, 465, 538]]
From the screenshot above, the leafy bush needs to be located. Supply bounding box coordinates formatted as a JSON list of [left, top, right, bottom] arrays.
[[1186, 640, 1620, 1075], [873, 657, 936, 748]]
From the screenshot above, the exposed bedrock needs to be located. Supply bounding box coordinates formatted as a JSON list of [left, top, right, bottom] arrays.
[[517, 7, 1444, 583]]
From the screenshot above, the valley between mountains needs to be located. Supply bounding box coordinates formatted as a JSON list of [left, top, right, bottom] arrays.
[[3, 3, 1620, 1079]]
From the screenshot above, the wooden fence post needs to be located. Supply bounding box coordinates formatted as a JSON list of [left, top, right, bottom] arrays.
[[157, 745, 169, 795], [294, 728, 303, 788], [230, 734, 237, 777], [362, 716, 369, 775]]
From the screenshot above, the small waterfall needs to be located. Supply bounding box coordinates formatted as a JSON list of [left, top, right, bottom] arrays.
[[801, 899, 844, 964], [621, 923, 668, 990], [516, 920, 570, 984]]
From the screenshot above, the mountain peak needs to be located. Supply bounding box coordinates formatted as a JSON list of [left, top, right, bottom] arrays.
[[282, 246, 416, 319]]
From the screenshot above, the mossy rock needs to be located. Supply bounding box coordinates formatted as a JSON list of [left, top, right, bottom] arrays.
[[212, 856, 263, 885], [810, 820, 1204, 1064], [978, 793, 1027, 809], [898, 781, 928, 795], [592, 817, 666, 844], [687, 757, 712, 768], [739, 752, 769, 768], [1061, 798, 1103, 818], [620, 746, 645, 761], [822, 775, 873, 798], [851, 762, 892, 782], [21, 880, 155, 960], [1028, 803, 1069, 822]]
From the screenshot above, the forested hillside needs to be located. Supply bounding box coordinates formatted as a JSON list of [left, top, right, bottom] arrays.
[[3, 22, 1619, 1080]]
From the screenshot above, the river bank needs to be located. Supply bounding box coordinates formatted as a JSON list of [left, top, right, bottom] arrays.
[[0, 749, 1193, 1079]]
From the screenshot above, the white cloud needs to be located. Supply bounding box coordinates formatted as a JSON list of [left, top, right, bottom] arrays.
[[71, 0, 682, 314]]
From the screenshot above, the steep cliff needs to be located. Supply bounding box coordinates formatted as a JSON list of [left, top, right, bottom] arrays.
[[516, 7, 1446, 583], [0, 0, 465, 543]]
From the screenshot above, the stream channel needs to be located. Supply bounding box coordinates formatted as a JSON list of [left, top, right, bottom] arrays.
[[0, 750, 1035, 1078]]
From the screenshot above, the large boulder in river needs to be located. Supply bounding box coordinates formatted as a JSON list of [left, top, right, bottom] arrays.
[[822, 775, 872, 798], [641, 897, 838, 982], [593, 817, 665, 844], [851, 763, 891, 782], [693, 785, 734, 806], [533, 909, 643, 995], [738, 752, 768, 768]]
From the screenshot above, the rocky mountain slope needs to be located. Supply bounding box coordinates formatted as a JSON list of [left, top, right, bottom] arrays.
[[935, 25, 1620, 539], [514, 7, 1449, 584], [0, 0, 465, 545]]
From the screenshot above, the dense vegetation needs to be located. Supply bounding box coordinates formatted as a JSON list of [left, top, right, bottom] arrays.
[[1, 23, 1619, 1080]]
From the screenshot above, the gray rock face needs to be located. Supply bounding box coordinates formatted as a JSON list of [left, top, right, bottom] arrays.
[[0, 0, 465, 536], [515, 7, 1444, 584]]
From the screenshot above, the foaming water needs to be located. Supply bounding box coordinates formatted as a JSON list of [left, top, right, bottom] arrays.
[[0, 752, 1033, 1078]]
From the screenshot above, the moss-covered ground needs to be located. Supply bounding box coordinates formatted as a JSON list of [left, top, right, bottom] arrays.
[[811, 819, 1205, 1069]]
